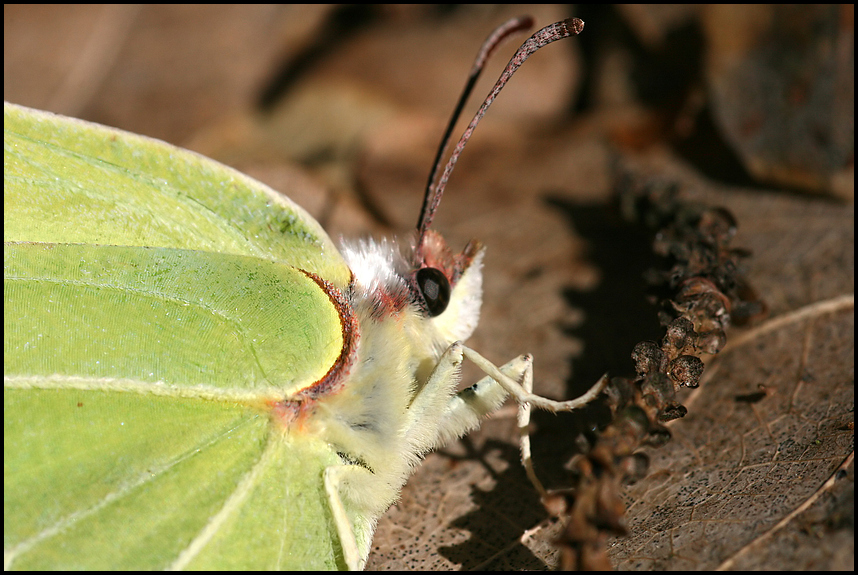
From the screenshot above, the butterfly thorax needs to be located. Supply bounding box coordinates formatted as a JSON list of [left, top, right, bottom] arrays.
[[288, 232, 484, 514]]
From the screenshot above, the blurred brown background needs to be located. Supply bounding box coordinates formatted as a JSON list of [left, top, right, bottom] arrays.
[[5, 5, 853, 570]]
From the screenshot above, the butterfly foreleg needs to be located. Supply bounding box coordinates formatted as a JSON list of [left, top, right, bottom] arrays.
[[323, 465, 372, 571], [455, 346, 608, 499]]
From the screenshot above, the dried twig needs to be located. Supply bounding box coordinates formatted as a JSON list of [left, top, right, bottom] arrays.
[[547, 173, 767, 570]]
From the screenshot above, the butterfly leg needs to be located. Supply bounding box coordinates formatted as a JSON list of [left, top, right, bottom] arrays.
[[429, 348, 546, 496], [453, 346, 607, 498], [402, 341, 467, 456], [324, 464, 372, 571], [409, 342, 606, 499], [513, 354, 548, 499], [461, 346, 607, 414], [405, 342, 530, 454], [430, 350, 531, 449]]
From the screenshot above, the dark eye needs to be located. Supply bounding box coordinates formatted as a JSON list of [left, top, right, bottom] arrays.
[[415, 267, 450, 317]]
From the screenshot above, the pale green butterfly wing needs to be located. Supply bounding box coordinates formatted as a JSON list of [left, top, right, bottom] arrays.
[[4, 103, 364, 569], [4, 388, 343, 569], [4, 102, 351, 286], [5, 243, 343, 394]]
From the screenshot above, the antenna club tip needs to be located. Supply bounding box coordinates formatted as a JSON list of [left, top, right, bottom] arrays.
[[567, 18, 585, 35]]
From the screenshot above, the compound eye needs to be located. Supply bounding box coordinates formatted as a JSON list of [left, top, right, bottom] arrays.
[[415, 267, 450, 317]]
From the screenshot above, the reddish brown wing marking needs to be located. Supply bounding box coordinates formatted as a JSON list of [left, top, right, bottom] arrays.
[[270, 270, 360, 424]]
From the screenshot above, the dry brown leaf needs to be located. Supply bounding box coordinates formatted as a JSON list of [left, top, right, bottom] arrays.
[[610, 296, 853, 570], [5, 5, 853, 570]]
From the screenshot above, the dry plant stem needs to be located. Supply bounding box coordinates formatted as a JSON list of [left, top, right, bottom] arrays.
[[685, 293, 855, 410], [721, 293, 854, 353], [549, 175, 768, 570]]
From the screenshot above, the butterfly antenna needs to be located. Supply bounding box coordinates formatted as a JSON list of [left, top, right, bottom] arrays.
[[417, 15, 534, 236], [415, 17, 584, 259]]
